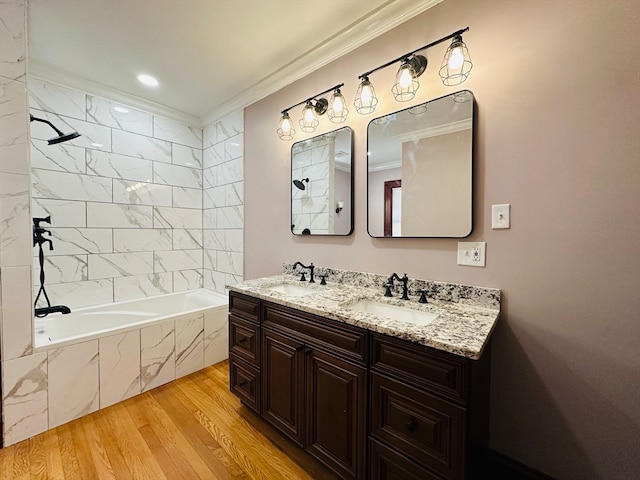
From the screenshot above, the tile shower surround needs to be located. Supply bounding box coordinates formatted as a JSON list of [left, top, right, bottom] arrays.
[[0, 3, 243, 446], [29, 77, 244, 307]]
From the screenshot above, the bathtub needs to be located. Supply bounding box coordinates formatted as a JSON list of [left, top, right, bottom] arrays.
[[34, 289, 228, 350]]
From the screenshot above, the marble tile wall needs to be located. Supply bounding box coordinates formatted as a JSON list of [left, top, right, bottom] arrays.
[[29, 78, 205, 308], [0, 2, 240, 447], [203, 111, 244, 293]]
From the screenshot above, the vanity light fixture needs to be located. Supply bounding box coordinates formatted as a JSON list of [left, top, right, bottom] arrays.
[[439, 34, 473, 85], [354, 76, 378, 114], [327, 88, 349, 123], [391, 55, 427, 102], [277, 83, 344, 140], [277, 112, 296, 140], [354, 27, 471, 114]]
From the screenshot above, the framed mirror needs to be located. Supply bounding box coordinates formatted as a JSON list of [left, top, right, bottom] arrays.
[[291, 126, 353, 236], [367, 90, 474, 238]]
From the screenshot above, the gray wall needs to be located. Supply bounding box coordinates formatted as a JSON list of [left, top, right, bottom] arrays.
[[244, 0, 640, 478]]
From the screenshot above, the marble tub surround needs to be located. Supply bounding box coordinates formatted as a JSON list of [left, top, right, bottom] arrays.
[[2, 305, 228, 446], [228, 268, 500, 359]]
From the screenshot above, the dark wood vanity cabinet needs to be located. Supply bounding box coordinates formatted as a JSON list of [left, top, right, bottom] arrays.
[[228, 292, 261, 413], [262, 301, 367, 480], [369, 333, 491, 480], [228, 291, 491, 480]]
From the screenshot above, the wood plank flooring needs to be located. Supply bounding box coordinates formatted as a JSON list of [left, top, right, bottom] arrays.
[[0, 361, 338, 480]]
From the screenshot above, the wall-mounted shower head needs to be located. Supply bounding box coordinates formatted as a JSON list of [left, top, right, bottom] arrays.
[[293, 178, 309, 190], [30, 114, 81, 145]]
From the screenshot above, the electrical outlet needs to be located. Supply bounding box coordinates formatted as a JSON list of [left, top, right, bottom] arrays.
[[492, 204, 511, 229], [457, 242, 486, 267]]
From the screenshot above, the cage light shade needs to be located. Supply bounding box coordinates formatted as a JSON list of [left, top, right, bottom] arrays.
[[299, 102, 319, 133], [277, 112, 295, 140], [354, 77, 378, 114], [439, 35, 473, 86], [328, 89, 349, 123], [392, 60, 420, 102]]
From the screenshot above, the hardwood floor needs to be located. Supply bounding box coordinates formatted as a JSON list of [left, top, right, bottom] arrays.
[[0, 360, 338, 480]]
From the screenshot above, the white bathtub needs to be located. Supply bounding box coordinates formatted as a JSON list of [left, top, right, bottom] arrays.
[[34, 289, 228, 349]]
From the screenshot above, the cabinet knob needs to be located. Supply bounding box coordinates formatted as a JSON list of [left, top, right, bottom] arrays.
[[405, 418, 418, 431], [304, 346, 312, 355], [238, 380, 247, 387], [237, 336, 247, 344]]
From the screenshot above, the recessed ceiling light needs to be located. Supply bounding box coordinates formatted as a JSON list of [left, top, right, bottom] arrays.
[[113, 106, 129, 113], [137, 74, 159, 87]]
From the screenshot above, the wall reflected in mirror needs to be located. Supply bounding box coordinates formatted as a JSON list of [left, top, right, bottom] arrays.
[[367, 90, 474, 238], [291, 126, 353, 236]]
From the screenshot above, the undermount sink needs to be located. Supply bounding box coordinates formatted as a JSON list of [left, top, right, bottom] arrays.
[[266, 283, 316, 297], [344, 299, 438, 326]]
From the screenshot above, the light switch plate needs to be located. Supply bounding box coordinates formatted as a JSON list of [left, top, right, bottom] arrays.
[[492, 204, 511, 229], [457, 242, 486, 267]]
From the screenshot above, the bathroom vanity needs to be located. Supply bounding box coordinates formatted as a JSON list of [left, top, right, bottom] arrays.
[[227, 269, 499, 480]]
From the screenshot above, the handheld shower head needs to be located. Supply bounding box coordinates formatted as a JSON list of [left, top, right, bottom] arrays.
[[293, 178, 309, 190], [30, 114, 81, 145]]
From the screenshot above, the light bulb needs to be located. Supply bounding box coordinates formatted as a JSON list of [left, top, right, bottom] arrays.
[[361, 84, 373, 103], [332, 95, 344, 114], [448, 45, 464, 70], [399, 66, 413, 88], [303, 105, 315, 123], [281, 116, 292, 133]]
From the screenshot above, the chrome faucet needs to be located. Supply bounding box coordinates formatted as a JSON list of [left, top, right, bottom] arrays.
[[386, 272, 409, 300], [293, 261, 315, 283]]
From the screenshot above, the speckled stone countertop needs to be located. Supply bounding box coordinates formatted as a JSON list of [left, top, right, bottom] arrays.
[[227, 266, 500, 360]]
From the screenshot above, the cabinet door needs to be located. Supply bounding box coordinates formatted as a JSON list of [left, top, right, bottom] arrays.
[[369, 438, 441, 480], [370, 372, 465, 480], [229, 314, 260, 367], [305, 347, 366, 480], [228, 354, 260, 413], [262, 328, 305, 446]]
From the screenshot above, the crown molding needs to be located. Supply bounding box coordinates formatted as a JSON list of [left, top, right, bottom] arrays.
[[200, 0, 444, 126], [28, 63, 203, 128], [28, 0, 443, 128]]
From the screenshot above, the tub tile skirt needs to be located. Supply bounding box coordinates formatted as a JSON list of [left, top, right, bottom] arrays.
[[1, 305, 228, 446]]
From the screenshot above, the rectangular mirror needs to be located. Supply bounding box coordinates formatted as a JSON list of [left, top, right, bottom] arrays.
[[291, 126, 353, 236], [367, 90, 474, 238]]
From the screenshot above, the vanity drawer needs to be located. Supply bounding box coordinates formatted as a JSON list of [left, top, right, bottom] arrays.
[[229, 315, 260, 367], [370, 333, 468, 404], [229, 291, 260, 323], [370, 372, 465, 480], [229, 354, 261, 414], [369, 438, 442, 480], [263, 301, 367, 364]]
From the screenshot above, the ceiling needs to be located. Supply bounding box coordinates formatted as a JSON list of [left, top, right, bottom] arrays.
[[27, 0, 442, 126]]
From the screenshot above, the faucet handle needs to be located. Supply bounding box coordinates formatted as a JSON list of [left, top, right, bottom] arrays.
[[384, 283, 393, 297], [299, 272, 307, 282], [418, 289, 429, 304], [318, 274, 328, 285]]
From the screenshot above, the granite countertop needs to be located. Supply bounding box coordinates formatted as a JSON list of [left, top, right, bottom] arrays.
[[227, 273, 500, 360]]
